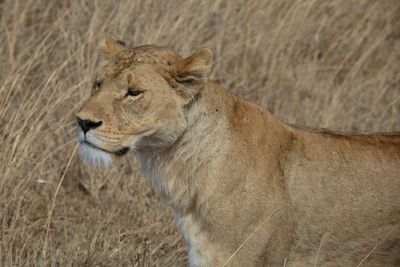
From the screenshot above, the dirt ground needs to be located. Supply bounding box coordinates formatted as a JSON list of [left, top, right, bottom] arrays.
[[0, 0, 399, 266]]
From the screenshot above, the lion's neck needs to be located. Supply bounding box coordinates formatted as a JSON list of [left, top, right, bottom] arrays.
[[137, 82, 233, 215]]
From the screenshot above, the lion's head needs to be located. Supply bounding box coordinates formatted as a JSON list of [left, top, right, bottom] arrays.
[[77, 38, 213, 165]]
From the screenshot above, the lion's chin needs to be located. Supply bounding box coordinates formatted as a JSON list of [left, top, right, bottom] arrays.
[[79, 142, 113, 167]]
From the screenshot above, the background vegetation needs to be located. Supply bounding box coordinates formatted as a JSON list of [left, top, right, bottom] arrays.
[[1, 0, 399, 266]]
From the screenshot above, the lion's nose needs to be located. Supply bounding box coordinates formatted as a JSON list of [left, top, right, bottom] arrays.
[[77, 117, 103, 134]]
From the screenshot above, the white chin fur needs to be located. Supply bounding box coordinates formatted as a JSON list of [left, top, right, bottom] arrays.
[[79, 142, 113, 167]]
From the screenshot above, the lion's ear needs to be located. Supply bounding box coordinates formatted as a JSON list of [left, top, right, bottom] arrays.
[[100, 37, 126, 58], [175, 48, 213, 84]]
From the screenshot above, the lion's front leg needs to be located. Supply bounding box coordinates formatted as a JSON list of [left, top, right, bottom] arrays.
[[187, 238, 229, 267], [176, 214, 226, 267]]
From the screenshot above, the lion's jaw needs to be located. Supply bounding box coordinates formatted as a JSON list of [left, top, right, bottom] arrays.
[[77, 126, 136, 166], [78, 140, 113, 166]]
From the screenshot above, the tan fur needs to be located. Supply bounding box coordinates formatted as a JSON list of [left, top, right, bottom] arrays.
[[77, 38, 400, 266]]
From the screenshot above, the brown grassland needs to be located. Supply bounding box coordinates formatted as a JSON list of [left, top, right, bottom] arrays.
[[1, 0, 399, 266]]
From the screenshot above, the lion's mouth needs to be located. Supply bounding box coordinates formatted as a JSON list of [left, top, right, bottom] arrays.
[[81, 141, 129, 157]]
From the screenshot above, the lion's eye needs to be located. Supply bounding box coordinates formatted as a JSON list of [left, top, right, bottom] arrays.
[[91, 80, 102, 95], [95, 80, 102, 88], [126, 88, 143, 97]]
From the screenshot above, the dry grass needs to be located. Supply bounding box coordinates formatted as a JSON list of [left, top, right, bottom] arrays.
[[0, 0, 399, 266]]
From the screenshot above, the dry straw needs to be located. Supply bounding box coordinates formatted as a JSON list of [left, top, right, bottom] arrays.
[[0, 0, 399, 265]]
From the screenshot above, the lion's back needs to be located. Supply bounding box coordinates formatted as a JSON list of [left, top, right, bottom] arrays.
[[284, 127, 400, 266]]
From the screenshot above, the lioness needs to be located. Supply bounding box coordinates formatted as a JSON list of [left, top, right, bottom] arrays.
[[77, 38, 400, 266]]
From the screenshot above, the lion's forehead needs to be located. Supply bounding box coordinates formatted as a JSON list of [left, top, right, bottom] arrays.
[[103, 45, 181, 77]]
